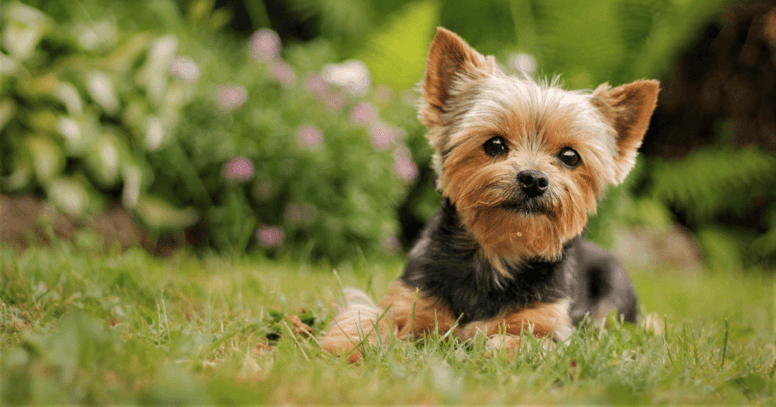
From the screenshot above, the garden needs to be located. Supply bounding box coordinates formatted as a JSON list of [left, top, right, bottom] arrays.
[[0, 0, 773, 404]]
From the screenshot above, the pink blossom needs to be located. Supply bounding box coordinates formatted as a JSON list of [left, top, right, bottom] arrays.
[[256, 225, 284, 248], [350, 102, 377, 124], [296, 124, 323, 148], [369, 123, 394, 151], [304, 73, 329, 97], [375, 84, 394, 103], [249, 29, 281, 61], [168, 56, 200, 82], [392, 147, 418, 182], [284, 204, 302, 223], [216, 84, 248, 111], [271, 60, 296, 87], [223, 156, 254, 182], [323, 93, 346, 111]]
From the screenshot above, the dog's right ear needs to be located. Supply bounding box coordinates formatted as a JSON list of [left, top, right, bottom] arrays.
[[421, 28, 494, 130]]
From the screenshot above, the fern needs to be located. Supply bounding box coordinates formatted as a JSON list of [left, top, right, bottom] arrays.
[[650, 146, 776, 224]]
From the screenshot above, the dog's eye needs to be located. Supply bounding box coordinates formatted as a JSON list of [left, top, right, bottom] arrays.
[[483, 136, 508, 157], [558, 148, 581, 168]]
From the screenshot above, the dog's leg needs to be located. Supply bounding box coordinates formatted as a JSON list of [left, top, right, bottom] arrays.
[[379, 280, 458, 339], [458, 299, 573, 353], [319, 288, 392, 363], [572, 239, 638, 325]]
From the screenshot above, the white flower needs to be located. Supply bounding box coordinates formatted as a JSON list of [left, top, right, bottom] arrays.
[[168, 56, 200, 82], [322, 60, 371, 96], [508, 52, 537, 76]]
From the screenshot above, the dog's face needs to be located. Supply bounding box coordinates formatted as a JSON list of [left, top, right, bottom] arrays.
[[419, 28, 659, 270]]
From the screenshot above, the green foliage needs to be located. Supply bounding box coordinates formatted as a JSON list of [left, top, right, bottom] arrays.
[[356, 0, 439, 90], [0, 0, 412, 261], [510, 0, 729, 88], [650, 146, 776, 224], [648, 146, 776, 269]]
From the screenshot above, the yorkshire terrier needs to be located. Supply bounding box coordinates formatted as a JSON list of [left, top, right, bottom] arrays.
[[321, 28, 659, 361]]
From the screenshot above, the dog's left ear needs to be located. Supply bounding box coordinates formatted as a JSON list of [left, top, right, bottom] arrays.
[[591, 80, 660, 184]]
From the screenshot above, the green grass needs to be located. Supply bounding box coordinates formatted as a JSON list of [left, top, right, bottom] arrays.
[[0, 240, 773, 405]]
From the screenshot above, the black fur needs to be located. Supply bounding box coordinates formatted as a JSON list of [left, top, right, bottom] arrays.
[[400, 199, 638, 325]]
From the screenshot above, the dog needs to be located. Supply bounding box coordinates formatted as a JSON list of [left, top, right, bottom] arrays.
[[320, 27, 659, 362]]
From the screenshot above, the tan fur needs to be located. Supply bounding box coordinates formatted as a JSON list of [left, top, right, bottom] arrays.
[[321, 282, 572, 361], [458, 299, 572, 341], [592, 80, 660, 183], [380, 280, 458, 338]]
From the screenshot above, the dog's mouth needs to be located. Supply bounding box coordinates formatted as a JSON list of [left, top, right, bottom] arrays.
[[499, 198, 551, 215]]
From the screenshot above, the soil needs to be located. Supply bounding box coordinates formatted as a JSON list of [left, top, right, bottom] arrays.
[[0, 195, 186, 256]]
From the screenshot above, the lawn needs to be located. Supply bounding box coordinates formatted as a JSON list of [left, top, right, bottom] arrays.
[[0, 240, 773, 405]]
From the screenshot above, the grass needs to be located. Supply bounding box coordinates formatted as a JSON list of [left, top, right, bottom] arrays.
[[0, 238, 773, 405]]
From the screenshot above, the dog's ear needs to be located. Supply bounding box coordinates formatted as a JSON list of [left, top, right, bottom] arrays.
[[420, 28, 494, 130], [591, 79, 660, 184]]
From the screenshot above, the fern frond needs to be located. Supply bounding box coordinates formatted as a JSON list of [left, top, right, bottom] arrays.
[[650, 146, 776, 223]]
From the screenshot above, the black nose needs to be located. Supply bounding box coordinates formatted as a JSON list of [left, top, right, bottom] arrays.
[[517, 170, 549, 197]]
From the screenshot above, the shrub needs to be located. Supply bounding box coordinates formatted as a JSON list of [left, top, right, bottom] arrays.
[[0, 1, 411, 261]]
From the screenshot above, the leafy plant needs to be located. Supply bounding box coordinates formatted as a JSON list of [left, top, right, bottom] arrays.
[[0, 1, 413, 261]]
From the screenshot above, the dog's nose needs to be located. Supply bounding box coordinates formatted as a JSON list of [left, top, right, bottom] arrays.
[[517, 170, 549, 197]]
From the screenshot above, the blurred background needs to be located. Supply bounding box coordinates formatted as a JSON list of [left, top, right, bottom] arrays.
[[0, 0, 774, 273]]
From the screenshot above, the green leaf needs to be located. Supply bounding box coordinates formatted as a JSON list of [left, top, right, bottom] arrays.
[[356, 0, 440, 90], [0, 98, 15, 133], [24, 135, 65, 184], [1, 2, 50, 60], [47, 176, 92, 217], [134, 195, 199, 230], [86, 71, 121, 116], [85, 131, 126, 188]]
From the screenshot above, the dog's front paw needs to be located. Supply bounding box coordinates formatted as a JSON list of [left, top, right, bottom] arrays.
[[485, 334, 554, 358], [320, 337, 364, 363]]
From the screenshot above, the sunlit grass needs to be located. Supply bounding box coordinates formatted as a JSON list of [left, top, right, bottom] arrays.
[[0, 242, 773, 405]]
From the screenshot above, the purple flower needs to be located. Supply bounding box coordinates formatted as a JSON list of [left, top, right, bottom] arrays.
[[296, 124, 323, 148], [249, 29, 281, 61], [216, 84, 248, 111], [223, 156, 254, 182], [271, 60, 296, 87], [304, 74, 329, 97], [392, 147, 418, 182], [350, 102, 377, 124], [168, 56, 200, 82], [256, 225, 284, 248]]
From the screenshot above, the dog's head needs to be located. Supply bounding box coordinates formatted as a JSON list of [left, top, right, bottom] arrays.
[[419, 28, 659, 269]]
